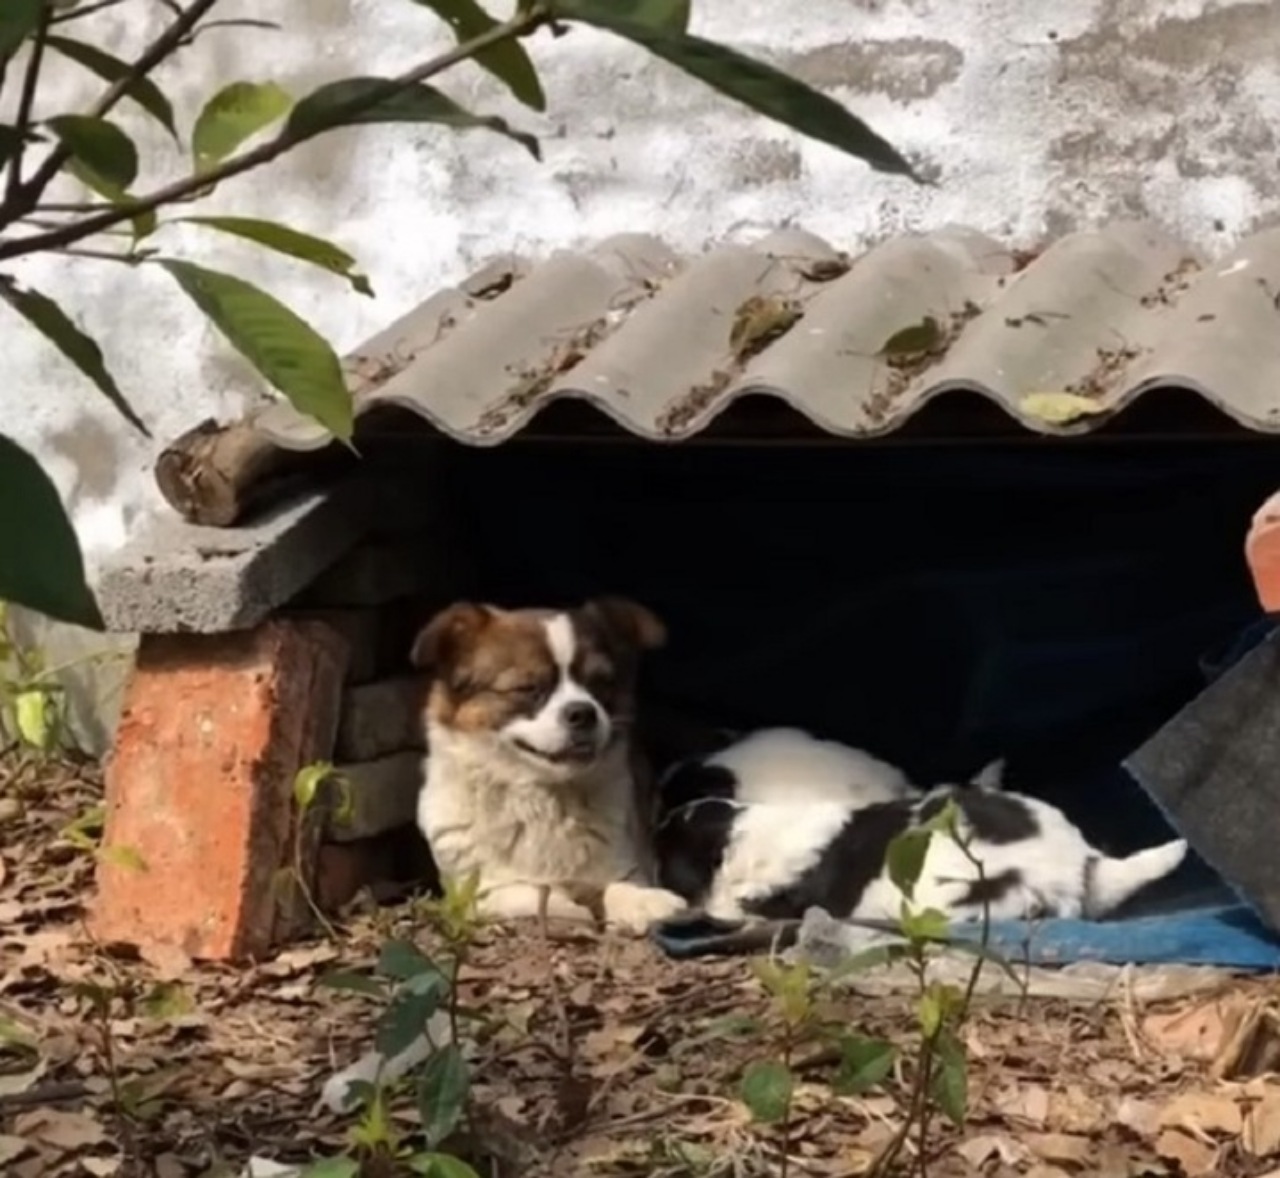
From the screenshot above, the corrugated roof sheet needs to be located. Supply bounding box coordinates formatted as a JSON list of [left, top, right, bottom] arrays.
[[250, 221, 1280, 450]]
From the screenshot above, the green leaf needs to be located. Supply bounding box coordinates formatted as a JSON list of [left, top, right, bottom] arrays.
[[46, 36, 177, 138], [375, 974, 449, 1058], [832, 1035, 896, 1095], [299, 1158, 360, 1178], [192, 80, 292, 168], [0, 280, 148, 434], [316, 970, 387, 999], [410, 0, 545, 111], [418, 1044, 470, 1149], [739, 1059, 792, 1124], [178, 216, 373, 296], [140, 981, 194, 1020], [918, 988, 943, 1039], [0, 0, 43, 60], [408, 1153, 481, 1178], [547, 4, 917, 179], [586, 0, 689, 28], [900, 906, 950, 944], [930, 1028, 968, 1126], [0, 433, 103, 630], [100, 844, 148, 873], [158, 259, 354, 441], [287, 78, 540, 161], [377, 938, 440, 981], [45, 114, 138, 190], [886, 828, 933, 902], [13, 687, 54, 750], [879, 316, 942, 357], [293, 760, 335, 811]]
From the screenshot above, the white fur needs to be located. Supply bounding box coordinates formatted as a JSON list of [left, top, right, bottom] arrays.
[[501, 614, 606, 762], [700, 726, 919, 806], [690, 786, 1188, 925], [418, 613, 686, 934]]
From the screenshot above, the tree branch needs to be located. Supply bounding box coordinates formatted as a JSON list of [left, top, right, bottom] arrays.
[[7, 0, 54, 203], [4, 0, 224, 220], [0, 7, 548, 262]]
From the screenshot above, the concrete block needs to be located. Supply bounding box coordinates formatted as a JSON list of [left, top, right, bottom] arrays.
[[327, 751, 425, 842], [335, 674, 428, 761], [95, 477, 383, 634], [91, 619, 350, 961]]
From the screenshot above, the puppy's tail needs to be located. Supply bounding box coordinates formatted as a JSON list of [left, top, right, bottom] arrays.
[[1084, 839, 1188, 918]]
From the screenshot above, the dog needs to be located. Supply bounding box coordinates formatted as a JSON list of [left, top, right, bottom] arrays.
[[658, 725, 920, 811], [412, 596, 689, 933], [654, 741, 1187, 925]]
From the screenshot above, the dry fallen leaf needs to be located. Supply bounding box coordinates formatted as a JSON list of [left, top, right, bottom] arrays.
[[1159, 1089, 1243, 1136], [0, 1135, 31, 1164], [1145, 996, 1240, 1062], [1115, 1096, 1160, 1138], [957, 1133, 1025, 1168], [1155, 1127, 1219, 1176], [12, 1108, 107, 1153], [1242, 1085, 1280, 1158], [995, 1082, 1051, 1127], [1025, 1131, 1095, 1169]]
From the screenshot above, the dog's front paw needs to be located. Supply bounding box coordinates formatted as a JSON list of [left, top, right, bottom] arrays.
[[603, 882, 689, 934]]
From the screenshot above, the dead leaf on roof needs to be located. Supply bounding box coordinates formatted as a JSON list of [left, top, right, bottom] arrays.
[[1021, 391, 1110, 425], [878, 316, 942, 357]]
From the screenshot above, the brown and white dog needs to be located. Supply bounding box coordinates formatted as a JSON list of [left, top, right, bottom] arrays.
[[411, 596, 689, 933]]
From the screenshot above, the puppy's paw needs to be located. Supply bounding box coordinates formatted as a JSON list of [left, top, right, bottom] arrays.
[[603, 882, 689, 934]]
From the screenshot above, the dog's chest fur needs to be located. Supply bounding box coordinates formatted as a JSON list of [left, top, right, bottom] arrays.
[[421, 727, 643, 886]]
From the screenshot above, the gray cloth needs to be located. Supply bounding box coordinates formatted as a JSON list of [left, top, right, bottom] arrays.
[[1125, 627, 1280, 932]]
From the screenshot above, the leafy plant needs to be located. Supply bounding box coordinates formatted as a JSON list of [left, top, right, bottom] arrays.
[[310, 872, 487, 1177], [0, 0, 920, 630], [734, 800, 1021, 1178]]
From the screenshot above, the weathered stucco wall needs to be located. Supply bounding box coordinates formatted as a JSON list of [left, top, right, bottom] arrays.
[[1, 0, 1278, 743]]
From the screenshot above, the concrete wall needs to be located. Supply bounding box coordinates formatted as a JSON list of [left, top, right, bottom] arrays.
[[1, 0, 1278, 746]]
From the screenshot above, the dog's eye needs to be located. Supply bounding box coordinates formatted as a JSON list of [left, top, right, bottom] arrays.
[[499, 681, 545, 700]]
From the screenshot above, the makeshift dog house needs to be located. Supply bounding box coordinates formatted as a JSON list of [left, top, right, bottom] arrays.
[[91, 221, 1280, 964]]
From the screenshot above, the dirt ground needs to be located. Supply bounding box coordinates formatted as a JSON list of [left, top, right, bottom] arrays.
[[5, 753, 1280, 1178]]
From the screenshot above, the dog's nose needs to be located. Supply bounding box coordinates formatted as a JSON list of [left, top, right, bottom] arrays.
[[562, 701, 598, 734]]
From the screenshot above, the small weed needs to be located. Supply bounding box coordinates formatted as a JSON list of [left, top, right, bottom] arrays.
[[733, 798, 1022, 1178], [310, 871, 488, 1178]]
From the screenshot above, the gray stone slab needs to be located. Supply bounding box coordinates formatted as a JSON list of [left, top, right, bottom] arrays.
[[96, 478, 381, 634], [336, 674, 428, 762], [326, 750, 425, 841]]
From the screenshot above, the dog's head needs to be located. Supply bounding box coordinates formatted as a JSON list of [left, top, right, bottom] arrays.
[[411, 597, 666, 780]]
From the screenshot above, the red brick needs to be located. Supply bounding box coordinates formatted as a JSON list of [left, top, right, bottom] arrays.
[[1247, 490, 1280, 612], [91, 619, 349, 961]]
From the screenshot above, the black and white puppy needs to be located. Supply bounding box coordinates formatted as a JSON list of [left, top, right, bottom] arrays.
[[654, 730, 1187, 924], [659, 726, 919, 810]]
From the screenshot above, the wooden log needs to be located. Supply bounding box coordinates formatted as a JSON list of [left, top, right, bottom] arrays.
[[154, 418, 345, 527]]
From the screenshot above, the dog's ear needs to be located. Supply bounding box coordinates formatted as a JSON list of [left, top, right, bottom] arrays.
[[584, 596, 667, 652], [410, 602, 492, 672]]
